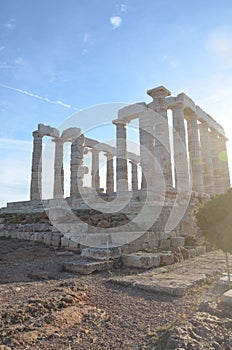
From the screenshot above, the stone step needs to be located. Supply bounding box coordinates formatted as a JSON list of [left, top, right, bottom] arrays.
[[111, 251, 232, 296], [121, 251, 175, 269], [81, 246, 121, 261], [64, 259, 113, 275]]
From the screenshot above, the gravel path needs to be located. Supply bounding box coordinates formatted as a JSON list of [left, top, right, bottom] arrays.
[[0, 238, 231, 349]]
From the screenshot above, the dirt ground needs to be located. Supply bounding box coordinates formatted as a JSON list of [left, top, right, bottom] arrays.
[[0, 237, 231, 350]]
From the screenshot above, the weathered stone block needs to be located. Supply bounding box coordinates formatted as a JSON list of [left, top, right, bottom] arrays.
[[44, 233, 52, 245], [64, 260, 113, 274], [221, 290, 232, 306], [160, 252, 174, 266], [61, 236, 69, 248], [81, 246, 121, 260], [121, 252, 161, 269], [171, 237, 185, 247], [159, 239, 171, 250]]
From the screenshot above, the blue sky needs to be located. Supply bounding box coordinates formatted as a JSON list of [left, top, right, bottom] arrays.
[[0, 0, 232, 206]]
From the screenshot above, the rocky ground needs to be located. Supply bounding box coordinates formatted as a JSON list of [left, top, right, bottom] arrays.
[[0, 237, 231, 350]]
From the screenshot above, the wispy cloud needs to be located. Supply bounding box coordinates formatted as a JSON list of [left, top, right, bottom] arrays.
[[4, 17, 16, 30], [205, 28, 232, 68], [120, 4, 127, 12], [0, 138, 32, 151], [82, 48, 88, 56], [83, 32, 90, 43], [14, 57, 23, 65], [110, 16, 122, 30], [0, 83, 79, 110]]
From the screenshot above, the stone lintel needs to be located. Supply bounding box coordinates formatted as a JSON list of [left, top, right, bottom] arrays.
[[147, 86, 171, 99], [118, 103, 147, 122], [169, 93, 225, 137], [38, 123, 59, 138], [61, 127, 81, 142]]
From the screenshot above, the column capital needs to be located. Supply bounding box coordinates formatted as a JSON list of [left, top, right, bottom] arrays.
[[185, 109, 197, 121], [112, 118, 127, 126], [32, 131, 43, 138], [147, 86, 171, 99]]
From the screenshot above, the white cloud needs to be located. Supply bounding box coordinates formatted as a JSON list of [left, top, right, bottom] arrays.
[[205, 28, 232, 57], [4, 18, 16, 30], [83, 32, 90, 43], [14, 57, 23, 65], [0, 83, 78, 110], [110, 16, 122, 30], [120, 4, 127, 12], [82, 48, 88, 56]]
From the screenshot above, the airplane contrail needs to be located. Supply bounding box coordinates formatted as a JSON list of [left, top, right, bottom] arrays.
[[0, 83, 79, 110]]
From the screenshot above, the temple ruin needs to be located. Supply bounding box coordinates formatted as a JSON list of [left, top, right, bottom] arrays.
[[0, 86, 230, 269]]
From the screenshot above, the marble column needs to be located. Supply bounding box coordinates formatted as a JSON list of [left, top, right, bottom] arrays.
[[91, 149, 100, 189], [147, 86, 173, 189], [198, 122, 215, 194], [218, 135, 230, 190], [113, 120, 128, 192], [30, 131, 43, 200], [186, 113, 204, 193], [139, 109, 156, 190], [53, 138, 64, 198], [130, 160, 138, 191], [172, 102, 189, 192], [105, 152, 114, 193], [70, 134, 85, 197], [210, 130, 225, 194]]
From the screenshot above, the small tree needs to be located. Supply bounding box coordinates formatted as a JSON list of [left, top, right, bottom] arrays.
[[195, 188, 232, 288]]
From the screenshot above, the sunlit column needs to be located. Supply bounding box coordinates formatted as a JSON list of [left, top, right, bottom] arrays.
[[113, 120, 128, 192], [198, 121, 215, 194], [53, 138, 64, 198], [30, 131, 43, 200], [172, 102, 189, 192], [91, 149, 100, 189], [186, 112, 204, 193]]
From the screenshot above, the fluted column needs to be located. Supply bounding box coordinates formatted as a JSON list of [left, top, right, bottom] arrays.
[[186, 113, 204, 193], [139, 109, 156, 190], [199, 122, 215, 194], [172, 103, 189, 192], [91, 149, 100, 189], [30, 131, 43, 200], [210, 130, 225, 194], [147, 86, 173, 189], [113, 120, 128, 192], [53, 138, 64, 198], [218, 135, 230, 190], [70, 134, 85, 197], [105, 152, 114, 193], [130, 160, 138, 191]]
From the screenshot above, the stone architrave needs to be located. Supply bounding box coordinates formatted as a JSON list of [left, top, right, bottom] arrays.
[[186, 112, 204, 193], [53, 138, 64, 198], [147, 86, 173, 190], [198, 121, 215, 194], [70, 134, 85, 197], [218, 135, 231, 190], [113, 120, 128, 192], [139, 109, 156, 191], [105, 152, 114, 193], [210, 130, 225, 194], [130, 160, 138, 191], [91, 149, 100, 189], [172, 102, 189, 193], [30, 131, 43, 200]]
